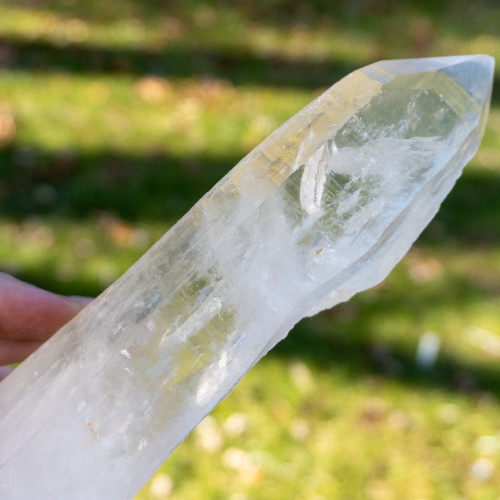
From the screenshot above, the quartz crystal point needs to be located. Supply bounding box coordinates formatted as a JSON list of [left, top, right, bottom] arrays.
[[0, 55, 494, 499]]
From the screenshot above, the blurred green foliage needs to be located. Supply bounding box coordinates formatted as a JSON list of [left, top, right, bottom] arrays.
[[1, 0, 500, 498]]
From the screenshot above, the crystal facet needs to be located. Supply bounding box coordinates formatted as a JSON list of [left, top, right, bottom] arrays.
[[0, 55, 494, 499]]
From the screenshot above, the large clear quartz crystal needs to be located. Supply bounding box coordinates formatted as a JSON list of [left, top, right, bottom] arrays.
[[0, 55, 494, 499]]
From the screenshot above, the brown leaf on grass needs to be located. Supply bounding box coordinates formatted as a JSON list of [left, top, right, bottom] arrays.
[[0, 106, 16, 145], [359, 397, 388, 425], [135, 76, 172, 103], [406, 249, 444, 284]]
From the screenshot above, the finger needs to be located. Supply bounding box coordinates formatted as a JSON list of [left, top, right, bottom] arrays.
[[0, 339, 43, 365], [0, 273, 89, 343]]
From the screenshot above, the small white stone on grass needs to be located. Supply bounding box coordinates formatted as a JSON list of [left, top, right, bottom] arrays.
[[416, 332, 441, 371], [149, 473, 173, 499], [470, 458, 494, 481], [194, 415, 223, 453], [437, 403, 461, 425], [289, 360, 315, 392], [223, 413, 249, 437], [289, 418, 311, 442]]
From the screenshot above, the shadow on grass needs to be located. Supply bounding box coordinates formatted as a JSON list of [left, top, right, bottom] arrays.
[[1, 144, 499, 242], [274, 295, 500, 399], [0, 145, 237, 222], [421, 165, 500, 247], [4, 35, 500, 103], [0, 36, 360, 90], [2, 36, 500, 107]]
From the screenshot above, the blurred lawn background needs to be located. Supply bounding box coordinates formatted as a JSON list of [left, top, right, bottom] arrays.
[[1, 1, 500, 498]]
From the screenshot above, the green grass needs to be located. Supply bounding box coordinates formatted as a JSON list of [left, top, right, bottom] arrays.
[[1, 1, 500, 498]]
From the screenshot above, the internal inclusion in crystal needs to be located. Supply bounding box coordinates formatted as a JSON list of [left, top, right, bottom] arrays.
[[0, 55, 494, 500]]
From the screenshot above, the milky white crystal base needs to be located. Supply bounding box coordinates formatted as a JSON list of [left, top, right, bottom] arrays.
[[0, 55, 494, 499]]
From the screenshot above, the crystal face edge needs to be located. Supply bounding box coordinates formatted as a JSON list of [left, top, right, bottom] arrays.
[[362, 54, 494, 87]]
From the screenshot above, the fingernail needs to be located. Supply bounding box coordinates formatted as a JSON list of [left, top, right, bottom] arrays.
[[67, 296, 94, 308], [0, 365, 13, 382]]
